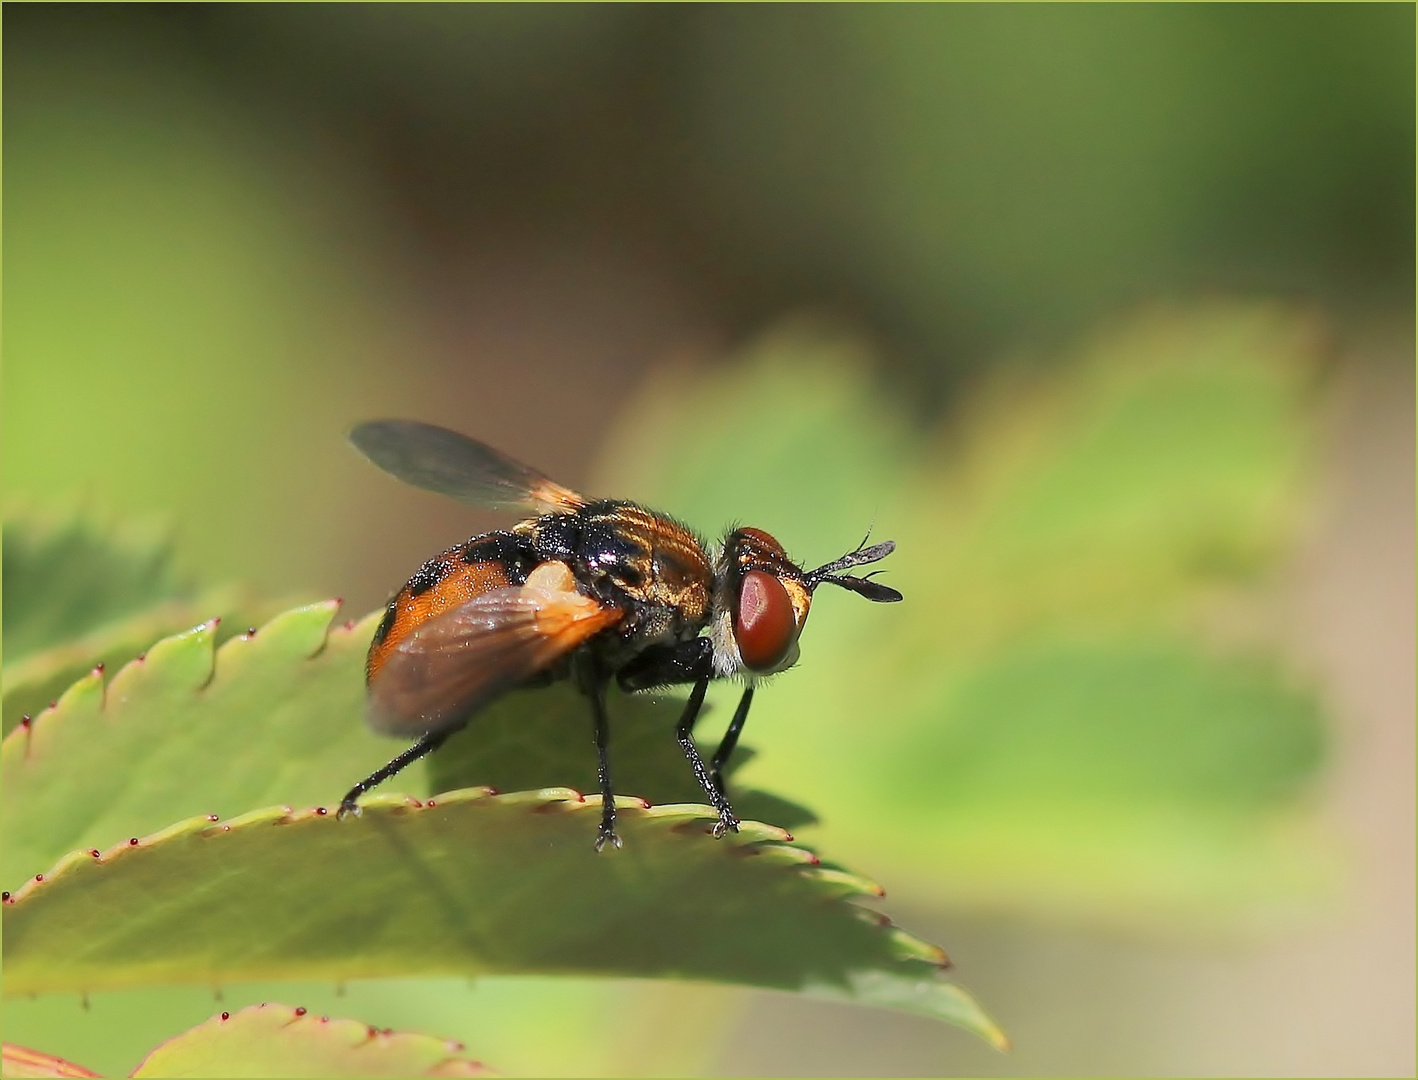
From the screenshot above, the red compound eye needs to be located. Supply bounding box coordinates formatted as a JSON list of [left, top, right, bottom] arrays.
[[734, 570, 798, 672]]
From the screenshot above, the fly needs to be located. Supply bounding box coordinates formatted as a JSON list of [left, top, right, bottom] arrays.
[[338, 419, 900, 849]]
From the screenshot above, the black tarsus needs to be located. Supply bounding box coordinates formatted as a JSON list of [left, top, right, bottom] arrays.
[[337, 727, 456, 817], [675, 677, 740, 837]]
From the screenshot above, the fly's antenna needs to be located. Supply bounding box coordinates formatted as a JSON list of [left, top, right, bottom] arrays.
[[805, 539, 895, 580], [804, 539, 902, 603]]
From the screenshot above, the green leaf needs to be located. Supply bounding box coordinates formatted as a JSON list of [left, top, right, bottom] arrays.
[[2, 513, 186, 663], [594, 305, 1334, 925], [1, 588, 300, 740], [129, 1003, 490, 1078], [1, 601, 1002, 1045], [5, 600, 194, 739], [2, 795, 1006, 1050], [0, 511, 299, 738], [1, 603, 389, 888]]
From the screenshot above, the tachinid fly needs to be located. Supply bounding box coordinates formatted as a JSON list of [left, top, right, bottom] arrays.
[[339, 420, 900, 849]]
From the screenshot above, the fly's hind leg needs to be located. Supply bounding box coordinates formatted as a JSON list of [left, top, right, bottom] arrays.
[[337, 727, 454, 818]]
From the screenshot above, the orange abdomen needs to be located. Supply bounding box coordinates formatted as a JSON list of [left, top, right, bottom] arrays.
[[367, 544, 520, 684]]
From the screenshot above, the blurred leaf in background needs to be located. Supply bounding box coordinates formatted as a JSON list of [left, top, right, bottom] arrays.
[[1, 516, 300, 737], [675, 5, 1413, 386], [2, 514, 187, 662], [598, 304, 1334, 931], [1, 29, 406, 603], [11, 6, 1404, 406]]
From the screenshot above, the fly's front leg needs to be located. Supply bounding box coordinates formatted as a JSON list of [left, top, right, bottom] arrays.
[[709, 686, 753, 798], [675, 677, 739, 838], [617, 638, 738, 837]]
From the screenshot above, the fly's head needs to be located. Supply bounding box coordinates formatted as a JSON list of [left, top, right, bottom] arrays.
[[710, 527, 900, 679]]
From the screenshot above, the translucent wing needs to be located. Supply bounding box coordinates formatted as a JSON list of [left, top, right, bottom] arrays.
[[367, 562, 623, 736], [349, 419, 587, 514]]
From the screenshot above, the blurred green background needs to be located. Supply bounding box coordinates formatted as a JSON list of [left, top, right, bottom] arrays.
[[3, 5, 1413, 1077]]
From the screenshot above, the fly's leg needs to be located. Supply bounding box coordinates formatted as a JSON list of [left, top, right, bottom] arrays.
[[709, 687, 754, 798], [337, 728, 454, 818], [588, 680, 620, 851], [675, 677, 740, 838]]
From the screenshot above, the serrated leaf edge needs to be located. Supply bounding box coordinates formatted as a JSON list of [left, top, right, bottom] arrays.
[[129, 1002, 492, 1078], [6, 791, 829, 905], [1, 601, 378, 761], [1, 793, 999, 1046]]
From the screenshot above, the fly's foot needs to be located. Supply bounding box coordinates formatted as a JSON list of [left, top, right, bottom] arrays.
[[594, 798, 620, 851], [336, 798, 361, 821], [594, 826, 623, 852], [711, 810, 741, 838]]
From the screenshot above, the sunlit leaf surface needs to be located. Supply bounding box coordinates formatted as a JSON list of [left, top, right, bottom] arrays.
[[2, 604, 385, 888], [3, 795, 1005, 1048]]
